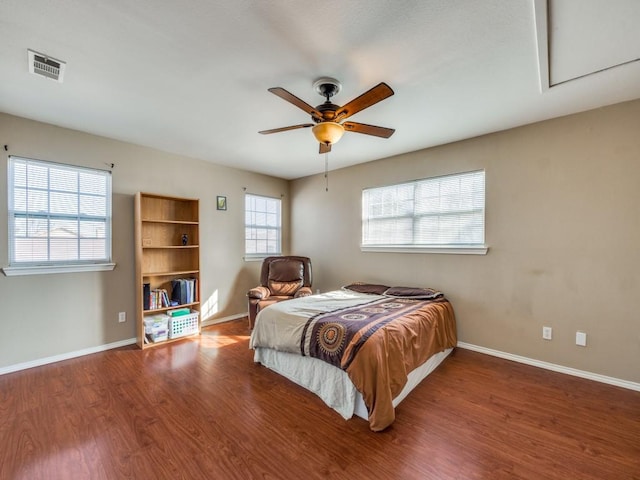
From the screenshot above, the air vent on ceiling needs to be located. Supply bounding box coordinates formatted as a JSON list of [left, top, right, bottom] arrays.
[[28, 49, 66, 83]]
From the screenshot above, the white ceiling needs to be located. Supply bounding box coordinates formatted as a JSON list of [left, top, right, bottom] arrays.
[[1, 0, 639, 180]]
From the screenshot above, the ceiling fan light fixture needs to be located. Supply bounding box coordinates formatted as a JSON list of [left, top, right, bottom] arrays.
[[261, 80, 394, 153], [312, 122, 344, 145]]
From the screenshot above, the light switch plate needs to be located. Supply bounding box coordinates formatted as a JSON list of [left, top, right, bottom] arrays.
[[576, 331, 587, 346]]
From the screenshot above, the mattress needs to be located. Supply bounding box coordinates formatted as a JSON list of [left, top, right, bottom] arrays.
[[254, 346, 454, 421]]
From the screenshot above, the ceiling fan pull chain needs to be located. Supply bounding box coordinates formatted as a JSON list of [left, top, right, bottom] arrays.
[[325, 152, 329, 192]]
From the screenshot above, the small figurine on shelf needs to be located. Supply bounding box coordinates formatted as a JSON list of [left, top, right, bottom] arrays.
[[181, 233, 188, 246]]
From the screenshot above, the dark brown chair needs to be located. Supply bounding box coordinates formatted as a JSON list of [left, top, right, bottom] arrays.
[[247, 256, 313, 328]]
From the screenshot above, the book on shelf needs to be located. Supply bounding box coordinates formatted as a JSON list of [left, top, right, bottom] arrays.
[[171, 278, 197, 305], [148, 288, 171, 310], [143, 283, 151, 310]]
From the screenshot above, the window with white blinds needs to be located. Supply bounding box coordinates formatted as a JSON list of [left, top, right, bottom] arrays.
[[244, 193, 282, 258], [6, 156, 112, 271], [362, 170, 486, 253]]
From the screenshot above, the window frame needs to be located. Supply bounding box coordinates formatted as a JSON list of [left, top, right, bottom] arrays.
[[244, 193, 282, 261], [361, 170, 488, 255], [2, 156, 115, 276]]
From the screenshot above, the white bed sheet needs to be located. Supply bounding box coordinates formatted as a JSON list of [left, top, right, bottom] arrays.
[[254, 346, 453, 421]]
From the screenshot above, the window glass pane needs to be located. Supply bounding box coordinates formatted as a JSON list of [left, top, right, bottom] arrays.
[[50, 219, 78, 237], [255, 240, 267, 253], [28, 189, 48, 213], [27, 217, 49, 237], [244, 194, 281, 256], [362, 170, 485, 248], [363, 218, 413, 245], [14, 238, 48, 262], [266, 213, 277, 227], [50, 238, 79, 261], [80, 194, 106, 217], [13, 188, 27, 211], [50, 191, 78, 215], [255, 211, 266, 226], [79, 172, 106, 195], [13, 162, 27, 187], [80, 239, 106, 260], [27, 164, 48, 189], [8, 156, 112, 266], [14, 217, 27, 237], [80, 220, 105, 239], [50, 168, 77, 192]]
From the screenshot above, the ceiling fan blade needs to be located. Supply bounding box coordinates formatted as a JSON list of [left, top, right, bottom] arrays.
[[335, 82, 394, 121], [319, 142, 332, 154], [259, 124, 314, 135], [343, 121, 395, 138], [268, 87, 323, 119]]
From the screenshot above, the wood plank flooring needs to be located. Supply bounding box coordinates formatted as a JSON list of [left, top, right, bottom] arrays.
[[0, 318, 638, 479]]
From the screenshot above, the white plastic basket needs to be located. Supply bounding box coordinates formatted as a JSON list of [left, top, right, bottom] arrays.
[[168, 311, 199, 339], [144, 314, 169, 343]]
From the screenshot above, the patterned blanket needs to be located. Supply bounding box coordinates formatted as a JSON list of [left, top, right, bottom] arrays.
[[300, 296, 447, 370]]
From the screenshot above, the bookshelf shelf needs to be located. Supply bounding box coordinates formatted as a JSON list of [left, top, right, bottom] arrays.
[[143, 245, 200, 249], [141, 219, 199, 225], [135, 193, 201, 349], [143, 301, 200, 315], [142, 270, 200, 277]]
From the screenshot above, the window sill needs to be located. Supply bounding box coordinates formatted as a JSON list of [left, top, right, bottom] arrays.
[[243, 254, 282, 262], [2, 263, 116, 277], [360, 245, 489, 255]]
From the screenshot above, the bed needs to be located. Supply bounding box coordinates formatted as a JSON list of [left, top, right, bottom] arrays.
[[249, 283, 457, 431]]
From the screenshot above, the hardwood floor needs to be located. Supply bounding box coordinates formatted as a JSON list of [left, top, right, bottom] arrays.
[[0, 319, 638, 480]]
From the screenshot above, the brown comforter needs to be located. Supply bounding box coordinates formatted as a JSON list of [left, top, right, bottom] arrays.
[[353, 299, 456, 430], [302, 296, 457, 431]]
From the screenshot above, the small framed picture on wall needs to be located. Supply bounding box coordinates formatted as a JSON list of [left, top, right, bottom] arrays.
[[217, 195, 227, 211]]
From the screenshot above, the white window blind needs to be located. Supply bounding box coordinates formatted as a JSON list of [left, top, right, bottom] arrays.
[[7, 156, 112, 268], [245, 193, 281, 257], [362, 170, 485, 250]]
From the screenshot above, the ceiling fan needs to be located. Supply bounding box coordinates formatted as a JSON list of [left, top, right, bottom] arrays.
[[259, 77, 395, 154]]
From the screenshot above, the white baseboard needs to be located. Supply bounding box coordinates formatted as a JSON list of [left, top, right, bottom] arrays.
[[201, 312, 247, 327], [3, 331, 636, 395], [0, 337, 137, 376], [457, 342, 640, 392]]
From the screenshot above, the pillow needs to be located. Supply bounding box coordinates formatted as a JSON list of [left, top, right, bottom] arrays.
[[384, 286, 443, 299], [342, 282, 390, 295]]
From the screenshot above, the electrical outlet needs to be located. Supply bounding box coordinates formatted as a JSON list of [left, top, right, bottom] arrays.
[[118, 312, 126, 323], [542, 326, 552, 340], [576, 331, 587, 347]]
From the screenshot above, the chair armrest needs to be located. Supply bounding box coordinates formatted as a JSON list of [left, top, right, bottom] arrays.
[[248, 286, 271, 300], [294, 287, 313, 298]]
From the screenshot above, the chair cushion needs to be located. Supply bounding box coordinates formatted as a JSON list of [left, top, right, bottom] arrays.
[[268, 259, 304, 296], [269, 280, 302, 296]]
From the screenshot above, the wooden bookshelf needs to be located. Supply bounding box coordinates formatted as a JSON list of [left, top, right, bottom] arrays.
[[134, 193, 201, 349]]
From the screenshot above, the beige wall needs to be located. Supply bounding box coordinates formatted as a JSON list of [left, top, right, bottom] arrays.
[[0, 113, 289, 368], [3, 99, 639, 383], [291, 99, 640, 384]]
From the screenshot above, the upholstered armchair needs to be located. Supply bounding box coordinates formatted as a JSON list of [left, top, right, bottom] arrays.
[[247, 256, 313, 328]]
